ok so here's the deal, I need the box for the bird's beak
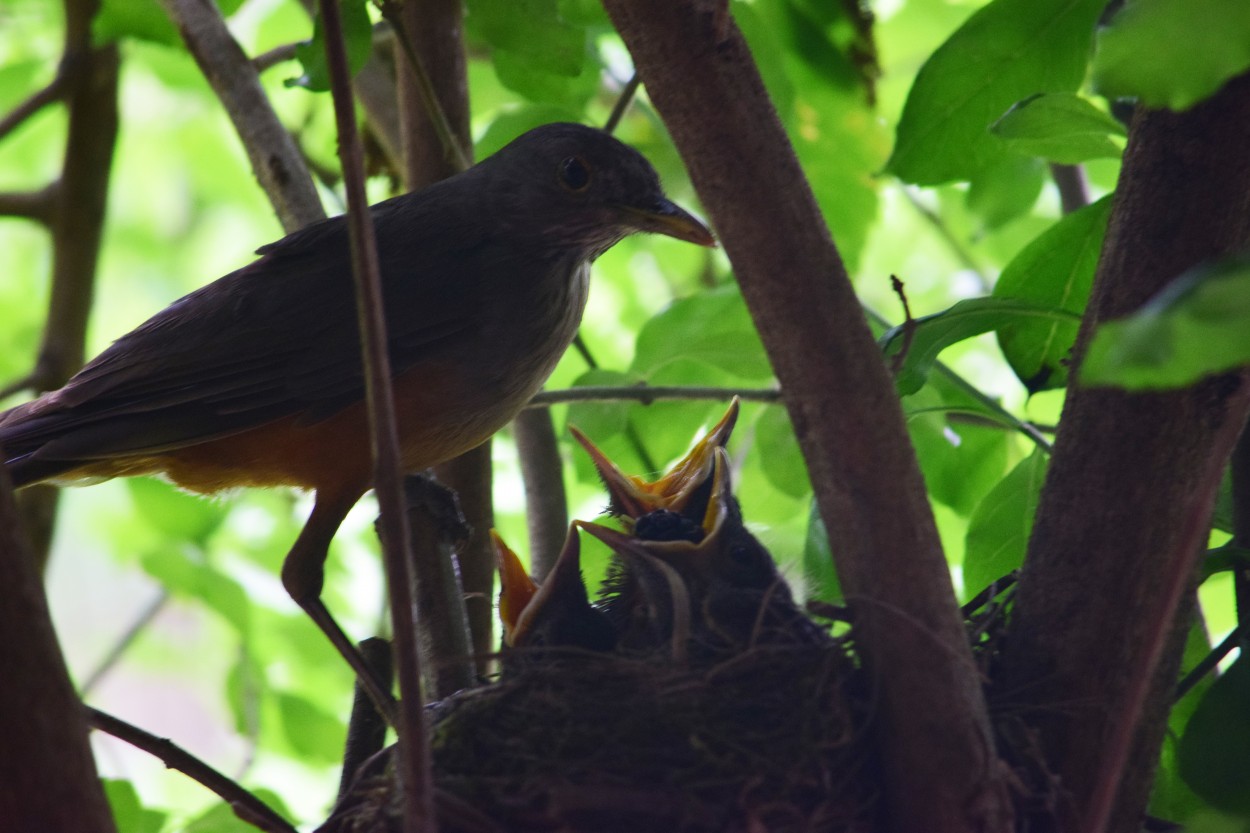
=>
[509,526,588,647]
[617,199,716,248]
[492,530,537,647]
[569,397,741,523]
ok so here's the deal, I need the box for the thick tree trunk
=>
[599,2,1013,831]
[1000,71,1250,833]
[0,467,117,833]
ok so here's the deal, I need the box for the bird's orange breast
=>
[72,358,527,498]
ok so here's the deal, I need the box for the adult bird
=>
[0,123,713,706]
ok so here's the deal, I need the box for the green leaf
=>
[904,386,1011,517]
[468,0,585,77]
[491,47,598,109]
[991,92,1126,164]
[632,287,774,381]
[993,195,1112,392]
[1179,656,1250,814]
[288,0,373,92]
[274,690,346,764]
[887,0,1106,184]
[802,501,841,603]
[755,405,810,500]
[1094,0,1250,111]
[963,449,1047,595]
[1081,258,1250,390]
[94,0,180,46]
[103,780,166,833]
[880,297,1082,395]
[140,550,252,635]
[965,155,1046,231]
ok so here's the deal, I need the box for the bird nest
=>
[323,629,876,833]
[320,400,885,832]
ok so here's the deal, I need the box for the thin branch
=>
[0,183,60,225]
[1050,163,1090,214]
[0,73,67,144]
[1174,627,1240,701]
[87,708,297,833]
[887,275,916,377]
[319,0,435,830]
[399,476,475,699]
[250,41,300,73]
[513,407,569,580]
[528,384,780,407]
[337,637,393,804]
[374,0,470,174]
[80,589,170,695]
[159,0,324,231]
[603,72,640,135]
[863,306,1053,452]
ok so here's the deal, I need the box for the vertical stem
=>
[317,1,435,830]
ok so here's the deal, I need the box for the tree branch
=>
[319,0,435,829]
[88,708,296,833]
[513,407,568,579]
[0,184,59,224]
[528,384,780,407]
[159,0,324,231]
[0,72,67,144]
[1000,71,1250,833]
[599,5,1013,831]
[0,463,116,832]
[1050,163,1090,214]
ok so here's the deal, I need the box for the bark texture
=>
[0,467,117,833]
[599,3,1013,831]
[1001,72,1250,833]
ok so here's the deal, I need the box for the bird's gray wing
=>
[2,187,489,461]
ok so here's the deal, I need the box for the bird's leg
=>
[282,491,398,726]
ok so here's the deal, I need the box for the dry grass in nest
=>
[322,633,878,833]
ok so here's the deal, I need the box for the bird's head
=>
[481,123,715,259]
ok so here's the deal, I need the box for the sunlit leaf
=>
[880,297,1081,395]
[993,195,1112,392]
[887,0,1106,184]
[1094,0,1250,111]
[1179,656,1250,814]
[103,780,166,833]
[991,92,1126,164]
[140,550,252,635]
[274,690,347,764]
[965,155,1046,231]
[632,287,774,381]
[963,448,1047,595]
[468,0,585,77]
[1081,258,1250,389]
[94,0,179,46]
[904,386,1010,517]
[755,404,809,500]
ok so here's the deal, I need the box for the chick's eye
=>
[558,156,591,191]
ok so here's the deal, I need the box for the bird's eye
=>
[558,156,592,192]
